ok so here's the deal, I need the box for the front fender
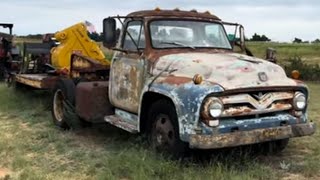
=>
[141,78,224,142]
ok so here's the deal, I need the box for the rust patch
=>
[189,126,293,149]
[70,54,110,80]
[15,74,59,89]
[160,76,192,85]
[200,98,215,120]
[291,123,316,137]
[220,92,294,117]
[146,48,230,64]
[76,81,114,122]
[228,107,252,116]
[128,9,221,20]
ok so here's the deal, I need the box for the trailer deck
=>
[15,74,59,89]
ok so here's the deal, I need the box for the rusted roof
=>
[127,9,221,20]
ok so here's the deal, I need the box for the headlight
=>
[209,99,224,118]
[293,92,306,110]
[202,97,224,119]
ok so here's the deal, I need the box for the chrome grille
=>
[220,92,294,117]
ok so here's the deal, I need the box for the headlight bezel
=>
[201,97,224,121]
[293,92,307,110]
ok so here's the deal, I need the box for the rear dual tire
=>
[51,79,77,129]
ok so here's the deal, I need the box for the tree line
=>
[248,33,320,43]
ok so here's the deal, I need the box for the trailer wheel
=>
[51,79,75,129]
[148,99,187,158]
[6,74,14,87]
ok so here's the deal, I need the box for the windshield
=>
[150,20,232,49]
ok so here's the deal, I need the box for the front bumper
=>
[189,122,316,149]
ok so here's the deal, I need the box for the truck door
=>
[109,20,146,113]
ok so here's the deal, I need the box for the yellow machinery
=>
[12,22,111,90]
[51,22,110,71]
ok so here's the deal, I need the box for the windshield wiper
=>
[159,41,195,49]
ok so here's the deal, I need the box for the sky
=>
[0,0,319,42]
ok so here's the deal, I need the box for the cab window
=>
[122,21,145,51]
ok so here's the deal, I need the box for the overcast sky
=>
[1,0,319,42]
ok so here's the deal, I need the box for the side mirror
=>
[239,25,245,51]
[103,18,116,48]
[266,47,277,63]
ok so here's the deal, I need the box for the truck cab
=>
[52,9,316,156]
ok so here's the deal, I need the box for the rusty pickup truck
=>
[52,9,316,156]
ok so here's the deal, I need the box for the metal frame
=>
[0,23,13,35]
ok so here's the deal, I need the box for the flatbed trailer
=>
[11,21,109,91]
[14,74,59,89]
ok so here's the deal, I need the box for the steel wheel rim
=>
[53,89,64,122]
[152,114,175,150]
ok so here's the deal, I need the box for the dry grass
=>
[2,38,319,179]
[0,82,318,179]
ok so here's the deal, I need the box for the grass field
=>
[0,82,319,180]
[1,39,319,179]
[247,42,320,65]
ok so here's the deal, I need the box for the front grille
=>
[220,91,294,118]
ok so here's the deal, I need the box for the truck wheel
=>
[51,79,75,129]
[148,99,187,158]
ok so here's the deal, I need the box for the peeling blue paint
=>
[147,80,224,141]
[142,78,311,144]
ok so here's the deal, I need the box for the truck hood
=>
[153,52,297,90]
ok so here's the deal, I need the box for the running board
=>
[104,109,139,133]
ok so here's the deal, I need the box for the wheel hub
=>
[152,114,175,149]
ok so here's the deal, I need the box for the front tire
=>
[148,99,187,158]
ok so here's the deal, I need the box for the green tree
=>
[88,32,102,42]
[293,37,302,43]
[250,33,271,41]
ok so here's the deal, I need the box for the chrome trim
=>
[220,92,294,117]
[221,92,293,110]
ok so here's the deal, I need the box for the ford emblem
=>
[258,72,268,82]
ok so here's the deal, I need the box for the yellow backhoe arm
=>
[51,22,110,71]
